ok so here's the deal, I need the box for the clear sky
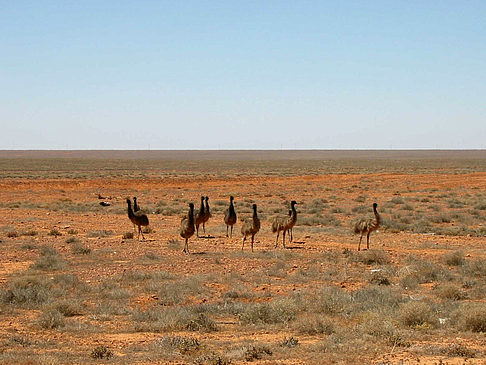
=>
[1,1,485,149]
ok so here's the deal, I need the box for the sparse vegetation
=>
[91,345,114,359]
[1,152,486,363]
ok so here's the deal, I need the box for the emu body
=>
[241,204,260,252]
[224,196,237,238]
[272,201,297,248]
[180,203,195,254]
[354,203,381,251]
[126,198,149,241]
[202,196,211,234]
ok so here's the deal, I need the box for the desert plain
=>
[0,150,486,364]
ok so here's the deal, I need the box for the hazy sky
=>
[1,1,485,149]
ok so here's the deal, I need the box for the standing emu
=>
[241,204,260,252]
[224,196,237,238]
[126,198,149,241]
[132,196,141,232]
[272,200,297,248]
[194,196,206,237]
[202,196,211,234]
[180,203,195,254]
[354,202,381,251]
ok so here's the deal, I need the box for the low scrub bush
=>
[442,250,465,266]
[90,345,114,359]
[37,308,65,329]
[239,297,299,325]
[398,301,437,328]
[294,314,334,335]
[153,335,200,354]
[1,276,51,307]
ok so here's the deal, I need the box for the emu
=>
[241,203,260,252]
[354,202,381,251]
[202,196,211,234]
[180,203,195,254]
[224,195,237,238]
[272,200,297,248]
[126,198,149,241]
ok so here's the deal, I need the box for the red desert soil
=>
[1,170,486,364]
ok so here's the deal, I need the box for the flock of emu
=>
[126,196,381,254]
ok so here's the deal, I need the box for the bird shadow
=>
[285,245,306,250]
[291,241,306,244]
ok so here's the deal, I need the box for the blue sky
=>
[1,1,485,149]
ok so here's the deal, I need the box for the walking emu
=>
[354,202,381,251]
[241,204,260,252]
[224,196,237,238]
[126,198,149,241]
[180,203,195,254]
[272,200,297,248]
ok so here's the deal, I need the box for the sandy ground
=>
[1,171,486,364]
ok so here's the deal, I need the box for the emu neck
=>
[229,201,235,214]
[127,201,134,219]
[373,206,381,224]
[188,208,195,224]
[199,200,205,214]
[290,204,297,221]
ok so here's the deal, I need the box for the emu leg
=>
[367,232,370,250]
[226,225,229,237]
[283,230,286,248]
[242,236,246,251]
[275,231,280,248]
[251,235,255,252]
[230,225,233,238]
[183,238,189,254]
[358,234,363,251]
